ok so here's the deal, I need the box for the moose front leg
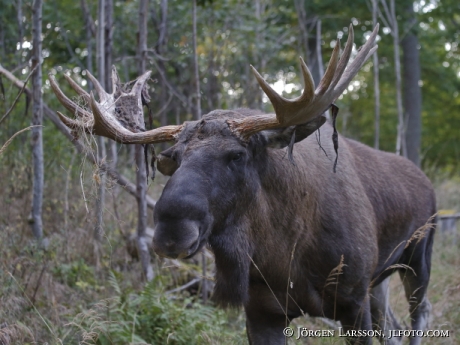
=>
[337,297,374,345]
[245,284,294,345]
[245,309,289,345]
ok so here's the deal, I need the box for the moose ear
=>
[261,115,326,149]
[157,146,179,176]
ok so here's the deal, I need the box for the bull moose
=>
[50,24,436,345]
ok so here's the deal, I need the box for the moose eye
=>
[230,152,244,162]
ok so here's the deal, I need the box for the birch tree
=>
[30,0,44,242]
[151,0,169,151]
[379,0,407,157]
[294,1,323,87]
[105,0,118,170]
[192,0,201,120]
[94,0,107,242]
[137,0,154,282]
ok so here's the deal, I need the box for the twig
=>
[0,65,37,125]
[165,277,201,295]
[0,126,41,156]
[62,149,76,260]
[148,56,189,107]
[31,260,48,304]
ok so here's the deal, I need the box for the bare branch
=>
[0,126,40,156]
[379,0,393,30]
[0,65,36,125]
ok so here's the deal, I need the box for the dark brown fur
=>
[152,109,436,345]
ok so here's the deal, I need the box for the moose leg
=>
[338,297,374,345]
[399,230,434,345]
[245,309,289,345]
[245,285,293,345]
[370,277,402,345]
[398,270,432,345]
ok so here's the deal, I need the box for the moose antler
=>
[227,24,379,140]
[50,24,378,145]
[49,66,183,144]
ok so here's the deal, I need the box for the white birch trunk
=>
[31,0,44,242]
[94,0,107,241]
[137,0,154,282]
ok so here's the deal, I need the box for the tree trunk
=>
[30,0,44,242]
[372,0,380,149]
[16,0,24,66]
[192,0,201,119]
[307,20,322,86]
[248,0,265,110]
[81,0,94,89]
[105,0,118,170]
[155,0,168,151]
[382,0,406,157]
[402,3,422,167]
[137,0,154,282]
[294,2,322,86]
[315,19,324,84]
[94,0,107,242]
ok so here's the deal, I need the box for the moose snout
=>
[152,220,201,259]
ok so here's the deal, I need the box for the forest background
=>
[0,0,459,344]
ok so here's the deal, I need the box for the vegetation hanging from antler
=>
[49,67,183,144]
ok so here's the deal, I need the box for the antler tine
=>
[298,57,315,102]
[56,110,93,133]
[130,70,152,97]
[333,23,379,99]
[316,38,341,95]
[329,24,354,90]
[364,45,378,64]
[251,59,317,126]
[63,74,91,104]
[85,70,109,103]
[111,65,121,95]
[89,91,122,140]
[49,74,93,120]
[250,65,284,107]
